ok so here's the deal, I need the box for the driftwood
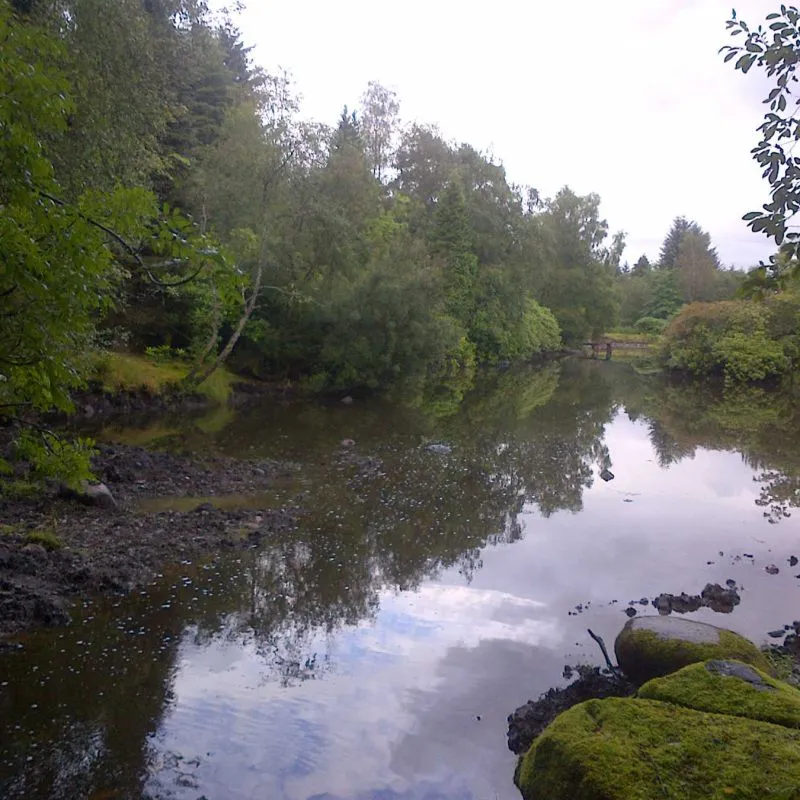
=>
[587,628,618,674]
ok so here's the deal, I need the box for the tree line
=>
[616,217,746,334]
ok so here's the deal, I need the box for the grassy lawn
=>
[92,352,239,405]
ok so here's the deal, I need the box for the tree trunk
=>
[188,264,263,388]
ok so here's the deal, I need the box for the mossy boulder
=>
[614,616,769,684]
[514,696,800,800]
[638,659,800,729]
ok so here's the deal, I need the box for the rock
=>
[790,555,799,567]
[514,696,800,800]
[766,564,780,575]
[624,607,637,618]
[651,583,740,616]
[614,616,769,684]
[21,543,47,561]
[700,582,740,613]
[83,482,117,509]
[639,660,800,729]
[652,591,702,615]
[599,468,614,482]
[341,396,354,405]
[653,594,672,614]
[340,439,356,448]
[507,666,634,755]
[57,481,117,509]
[425,443,452,455]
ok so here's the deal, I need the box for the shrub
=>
[633,316,667,335]
[663,300,791,384]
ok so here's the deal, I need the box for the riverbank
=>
[0,443,308,639]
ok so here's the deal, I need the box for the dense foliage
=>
[661,292,800,383]
[722,5,800,289]
[614,217,745,330]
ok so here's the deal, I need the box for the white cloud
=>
[233,0,780,266]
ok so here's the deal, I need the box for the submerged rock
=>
[700,582,740,612]
[653,591,701,615]
[514,694,800,800]
[425,443,452,455]
[651,582,740,616]
[599,468,614,482]
[614,616,769,684]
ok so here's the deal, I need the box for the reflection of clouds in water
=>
[390,638,566,800]
[149,584,559,800]
[136,391,800,800]
[601,415,760,504]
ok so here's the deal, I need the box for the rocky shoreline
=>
[64,378,283,420]
[0,443,306,639]
[511,617,800,800]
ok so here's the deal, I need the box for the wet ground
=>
[2,360,800,800]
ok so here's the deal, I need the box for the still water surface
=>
[2,360,800,799]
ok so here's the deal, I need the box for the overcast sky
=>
[233,0,780,267]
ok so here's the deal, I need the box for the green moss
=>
[23,530,63,550]
[763,648,800,687]
[639,661,800,729]
[616,623,770,684]
[515,697,800,800]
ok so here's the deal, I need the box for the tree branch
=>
[587,628,618,674]
[35,188,208,288]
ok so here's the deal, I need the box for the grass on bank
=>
[92,352,239,405]
[604,331,660,345]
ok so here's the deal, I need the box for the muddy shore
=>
[0,442,309,640]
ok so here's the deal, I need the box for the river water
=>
[2,360,800,800]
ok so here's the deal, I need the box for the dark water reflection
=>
[3,361,800,799]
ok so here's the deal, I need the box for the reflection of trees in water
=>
[620,376,800,523]
[0,585,189,800]
[0,360,625,797]
[646,420,697,467]
[184,361,621,683]
[753,468,800,524]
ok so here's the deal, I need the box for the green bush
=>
[662,299,793,384]
[470,296,561,363]
[633,316,667,335]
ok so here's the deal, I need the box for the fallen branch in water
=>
[587,628,618,674]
